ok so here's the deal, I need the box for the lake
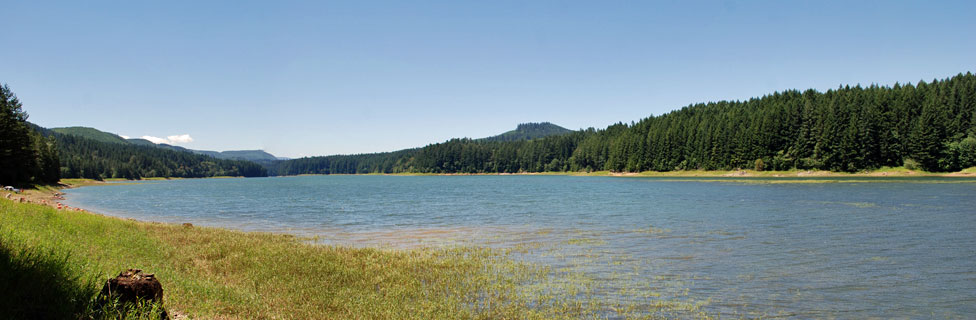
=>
[63,175,976,318]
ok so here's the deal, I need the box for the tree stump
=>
[100,269,164,303]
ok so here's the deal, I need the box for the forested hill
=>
[52,126,281,163]
[480,122,573,142]
[51,127,130,144]
[51,132,268,179]
[274,72,976,175]
[35,125,268,179]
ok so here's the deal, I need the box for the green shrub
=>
[903,158,921,170]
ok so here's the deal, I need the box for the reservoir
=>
[64,175,976,318]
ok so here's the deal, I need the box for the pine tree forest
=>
[276,72,976,175]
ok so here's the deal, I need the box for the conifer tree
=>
[0,84,43,186]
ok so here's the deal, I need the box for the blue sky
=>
[2,1,974,158]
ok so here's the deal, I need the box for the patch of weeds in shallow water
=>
[842,201,878,208]
[492,234,717,319]
[565,237,608,246]
[866,256,889,263]
[634,225,672,235]
[816,200,879,208]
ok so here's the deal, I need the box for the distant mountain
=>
[51,127,130,144]
[53,126,280,162]
[480,122,573,142]
[193,150,279,162]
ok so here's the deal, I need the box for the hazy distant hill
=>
[51,127,129,144]
[480,122,573,142]
[193,150,278,162]
[273,122,576,175]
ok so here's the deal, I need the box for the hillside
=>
[51,127,129,144]
[36,126,268,179]
[51,126,280,163]
[480,122,573,142]
[125,138,156,146]
[53,133,267,179]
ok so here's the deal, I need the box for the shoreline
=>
[1,187,572,318]
[294,166,976,178]
[2,180,716,319]
[23,166,973,205]
[18,166,974,215]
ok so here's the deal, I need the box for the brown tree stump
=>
[100,269,164,303]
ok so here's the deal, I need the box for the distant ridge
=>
[480,122,573,142]
[193,150,279,162]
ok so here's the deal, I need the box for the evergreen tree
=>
[1,84,58,186]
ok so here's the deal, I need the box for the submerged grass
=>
[0,198,714,319]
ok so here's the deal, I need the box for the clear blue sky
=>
[2,1,974,158]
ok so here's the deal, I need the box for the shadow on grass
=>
[0,240,94,319]
[0,239,167,320]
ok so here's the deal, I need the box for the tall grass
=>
[1,197,715,319]
[0,200,589,319]
[0,238,94,319]
[0,201,167,319]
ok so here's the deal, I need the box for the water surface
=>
[64,175,976,318]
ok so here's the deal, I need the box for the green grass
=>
[1,201,170,319]
[3,199,712,319]
[0,200,515,318]
[0,237,94,319]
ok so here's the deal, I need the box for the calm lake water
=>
[64,175,976,318]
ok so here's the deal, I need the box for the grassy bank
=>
[3,195,715,319]
[0,199,570,319]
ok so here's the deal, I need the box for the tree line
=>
[275,72,976,174]
[1,85,59,186]
[53,133,268,180]
[1,83,268,185]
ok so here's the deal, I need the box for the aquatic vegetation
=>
[634,225,672,235]
[842,202,878,208]
[867,256,889,262]
[565,237,608,246]
[815,201,879,208]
